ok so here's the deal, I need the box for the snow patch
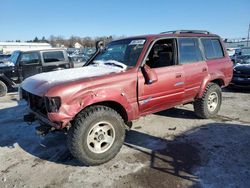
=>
[21,64,123,95]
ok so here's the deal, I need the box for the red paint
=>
[28,33,233,128]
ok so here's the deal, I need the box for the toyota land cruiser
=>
[21,30,233,165]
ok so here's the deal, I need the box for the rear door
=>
[41,51,69,72]
[177,38,208,102]
[19,51,42,81]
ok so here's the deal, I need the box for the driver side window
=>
[146,39,176,68]
[20,52,40,65]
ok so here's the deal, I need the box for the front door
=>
[138,38,185,115]
[19,52,42,81]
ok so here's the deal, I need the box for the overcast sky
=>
[0,0,249,41]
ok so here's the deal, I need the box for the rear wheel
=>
[0,80,7,97]
[67,105,125,166]
[194,83,222,119]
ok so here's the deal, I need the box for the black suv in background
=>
[231,47,250,64]
[0,49,73,96]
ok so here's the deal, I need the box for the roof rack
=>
[161,30,211,35]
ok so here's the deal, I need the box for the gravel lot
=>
[0,87,250,188]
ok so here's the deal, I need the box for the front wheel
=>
[194,83,222,119]
[0,80,7,97]
[67,105,125,166]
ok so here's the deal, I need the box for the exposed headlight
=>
[45,97,61,112]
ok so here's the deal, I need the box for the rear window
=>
[43,51,65,63]
[178,38,203,64]
[201,39,224,59]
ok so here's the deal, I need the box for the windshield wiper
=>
[104,62,123,68]
[93,60,127,70]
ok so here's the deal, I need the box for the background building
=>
[0,42,52,54]
[224,39,250,48]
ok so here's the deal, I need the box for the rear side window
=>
[201,39,224,59]
[43,51,65,63]
[178,38,203,64]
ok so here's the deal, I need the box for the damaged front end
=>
[22,89,64,135]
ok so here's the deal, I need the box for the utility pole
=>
[247,23,250,47]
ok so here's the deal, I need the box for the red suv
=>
[21,30,233,165]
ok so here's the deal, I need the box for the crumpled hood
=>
[21,65,123,96]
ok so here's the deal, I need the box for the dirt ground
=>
[0,87,250,188]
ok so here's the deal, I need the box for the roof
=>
[113,30,220,42]
[13,48,66,52]
[0,42,51,46]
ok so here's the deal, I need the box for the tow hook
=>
[23,113,35,124]
[35,125,55,136]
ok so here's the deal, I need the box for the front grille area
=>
[25,91,47,115]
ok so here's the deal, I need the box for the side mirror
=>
[142,64,158,84]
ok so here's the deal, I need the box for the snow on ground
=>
[0,87,250,188]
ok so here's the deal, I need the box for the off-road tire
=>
[194,83,222,119]
[67,105,125,166]
[0,80,7,97]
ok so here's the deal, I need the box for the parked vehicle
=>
[0,49,72,96]
[0,54,11,63]
[231,47,250,64]
[69,53,90,68]
[227,48,239,58]
[21,30,233,166]
[231,58,250,86]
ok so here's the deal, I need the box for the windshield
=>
[241,48,250,56]
[9,51,20,64]
[92,38,146,68]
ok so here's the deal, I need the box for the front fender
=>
[83,89,137,120]
[48,89,137,128]
[0,73,16,87]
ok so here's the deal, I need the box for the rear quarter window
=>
[201,39,224,59]
[43,51,65,63]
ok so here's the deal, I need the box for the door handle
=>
[176,74,182,78]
